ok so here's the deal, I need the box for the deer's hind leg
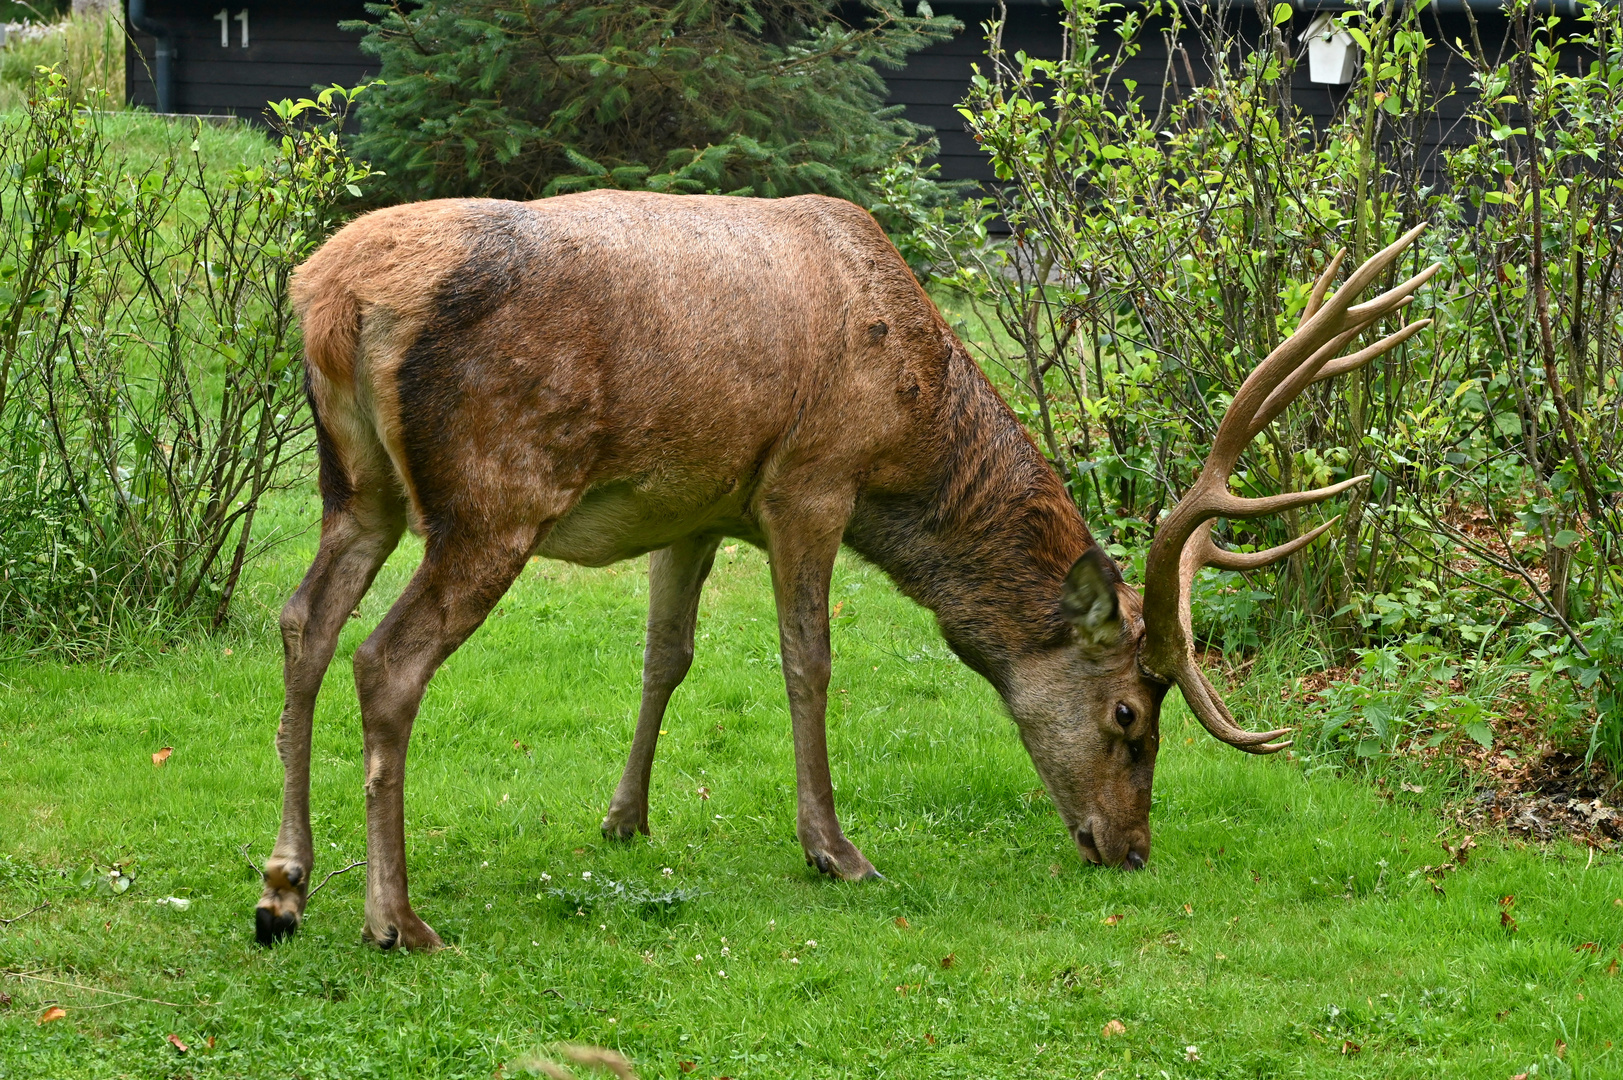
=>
[351,528,535,951]
[258,472,406,945]
[602,534,722,840]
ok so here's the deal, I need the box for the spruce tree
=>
[349,0,959,206]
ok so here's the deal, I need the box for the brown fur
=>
[259,191,1167,951]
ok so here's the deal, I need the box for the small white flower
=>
[1185,1046,1200,1063]
[485,902,493,910]
[718,970,727,978]
[721,946,730,957]
[540,872,551,882]
[608,1017,617,1024]
[480,861,489,868]
[582,871,592,879]
[694,954,703,962]
[662,867,674,876]
[532,941,540,947]
[789,957,800,965]
[806,939,817,948]
[599,924,607,931]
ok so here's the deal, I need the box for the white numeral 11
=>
[214,8,249,48]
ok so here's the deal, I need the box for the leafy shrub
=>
[0,73,374,655]
[348,0,959,208]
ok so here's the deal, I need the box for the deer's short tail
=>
[291,247,381,519]
[292,253,361,388]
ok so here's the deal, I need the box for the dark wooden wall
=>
[886,1,1527,184]
[124,0,374,118]
[123,0,1543,183]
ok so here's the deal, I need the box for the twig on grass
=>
[542,987,607,1014]
[0,902,48,928]
[2,970,192,1008]
[240,843,262,877]
[306,859,366,898]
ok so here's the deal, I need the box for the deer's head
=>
[1011,227,1440,870]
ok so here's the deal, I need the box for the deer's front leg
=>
[766,511,879,881]
[603,535,721,840]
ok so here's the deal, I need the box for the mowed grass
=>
[1,481,1622,1080]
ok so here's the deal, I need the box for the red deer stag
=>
[257,191,1435,949]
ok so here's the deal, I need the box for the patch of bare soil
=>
[1456,750,1621,848]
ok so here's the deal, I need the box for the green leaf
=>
[1464,721,1494,749]
[1552,529,1581,550]
[1272,2,1293,25]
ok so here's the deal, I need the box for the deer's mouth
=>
[1075,823,1149,870]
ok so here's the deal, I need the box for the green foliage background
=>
[349,0,959,205]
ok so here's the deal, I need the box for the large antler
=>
[1138,225,1440,754]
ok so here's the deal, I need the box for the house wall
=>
[124,0,373,118]
[886,2,1528,184]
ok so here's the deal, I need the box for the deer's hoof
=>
[255,901,300,945]
[805,839,882,882]
[254,858,307,946]
[363,910,444,953]
[600,807,648,841]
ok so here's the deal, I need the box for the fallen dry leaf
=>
[894,916,909,929]
[939,953,955,969]
[1501,910,1519,933]
[167,1034,189,1053]
[1340,1040,1361,1055]
[1183,903,1193,915]
[1556,1039,1567,1059]
[37,1007,66,1025]
[1102,914,1123,926]
[723,544,737,555]
[0,990,10,1008]
[1576,942,1600,952]
[222,648,233,657]
[1101,1019,1126,1038]
[206,1035,216,1049]
[924,1032,936,1045]
[679,1063,695,1074]
[1608,959,1620,976]
[152,746,173,767]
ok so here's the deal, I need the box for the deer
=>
[255,189,1436,950]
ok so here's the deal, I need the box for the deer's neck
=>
[844,346,1095,696]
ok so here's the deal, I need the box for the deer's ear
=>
[1061,546,1125,649]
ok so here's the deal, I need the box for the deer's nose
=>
[1123,849,1146,872]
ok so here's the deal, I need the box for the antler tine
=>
[1333,222,1430,308]
[1172,658,1293,754]
[1344,262,1443,325]
[1309,319,1431,386]
[1218,228,1430,476]
[1297,248,1345,329]
[1196,515,1340,571]
[1216,473,1368,521]
[1245,317,1431,441]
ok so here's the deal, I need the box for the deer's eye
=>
[1115,702,1135,729]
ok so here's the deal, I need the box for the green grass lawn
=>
[2,485,1621,1079]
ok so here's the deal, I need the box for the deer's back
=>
[292,191,955,560]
